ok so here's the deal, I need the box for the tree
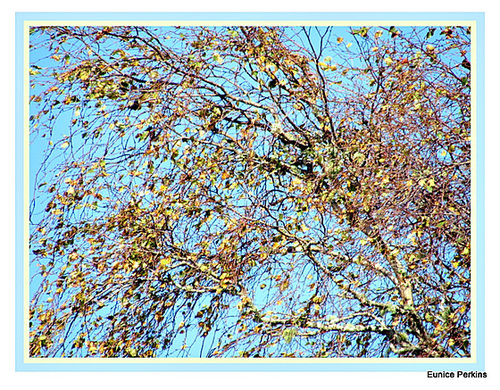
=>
[29,25,471,358]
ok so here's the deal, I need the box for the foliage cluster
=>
[29,25,471,358]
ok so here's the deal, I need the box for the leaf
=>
[352,27,369,37]
[389,26,400,38]
[352,151,365,165]
[383,57,393,66]
[126,347,138,357]
[279,278,290,292]
[282,327,298,343]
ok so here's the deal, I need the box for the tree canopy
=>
[29,25,471,358]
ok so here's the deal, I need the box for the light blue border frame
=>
[15,12,485,372]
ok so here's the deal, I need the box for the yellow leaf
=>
[390,248,400,256]
[154,312,164,322]
[318,62,328,70]
[279,278,290,292]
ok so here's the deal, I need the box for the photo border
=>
[15,11,485,372]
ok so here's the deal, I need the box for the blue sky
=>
[4,4,500,390]
[9,9,490,384]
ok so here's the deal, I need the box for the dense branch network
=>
[29,25,471,358]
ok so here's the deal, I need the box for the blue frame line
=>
[14,12,485,22]
[15,12,485,372]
